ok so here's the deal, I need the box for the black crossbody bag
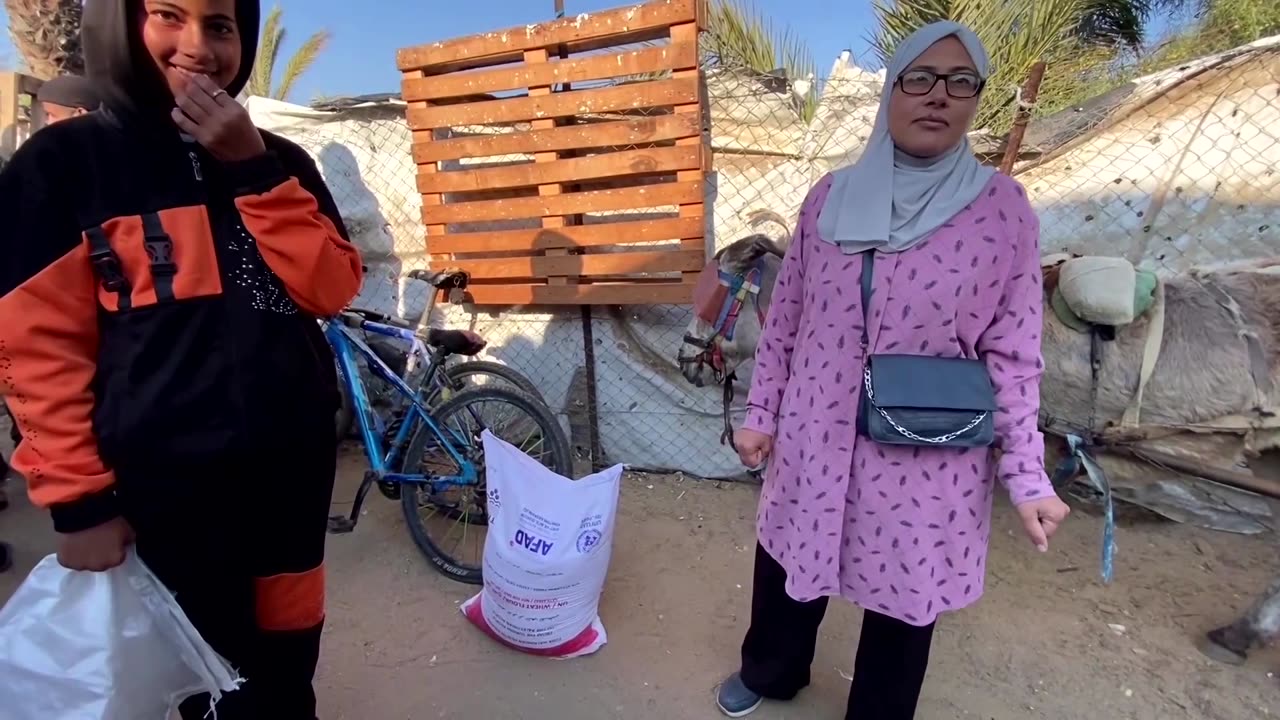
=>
[856,255,997,447]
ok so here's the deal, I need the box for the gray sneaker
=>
[716,672,763,717]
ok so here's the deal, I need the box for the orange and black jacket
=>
[0,112,363,534]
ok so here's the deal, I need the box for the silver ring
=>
[212,89,227,99]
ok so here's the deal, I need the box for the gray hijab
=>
[816,21,995,255]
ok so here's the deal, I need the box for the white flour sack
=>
[461,430,623,659]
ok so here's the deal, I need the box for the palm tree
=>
[701,0,819,119]
[1146,0,1280,63]
[702,0,816,79]
[1076,0,1152,50]
[4,0,84,79]
[247,5,330,101]
[871,0,1111,133]
[1075,0,1209,51]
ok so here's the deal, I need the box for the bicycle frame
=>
[324,317,479,533]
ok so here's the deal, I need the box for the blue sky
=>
[0,2,1198,104]
[0,0,878,104]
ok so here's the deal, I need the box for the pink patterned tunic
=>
[743,172,1058,626]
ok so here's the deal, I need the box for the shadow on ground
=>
[1,432,1276,719]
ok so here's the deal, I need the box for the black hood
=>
[84,0,260,120]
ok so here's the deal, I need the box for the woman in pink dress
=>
[715,21,1071,720]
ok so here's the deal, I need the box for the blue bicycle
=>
[323,310,572,584]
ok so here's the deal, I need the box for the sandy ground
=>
[2,438,1278,720]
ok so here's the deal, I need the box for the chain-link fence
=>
[1017,38,1280,274]
[248,29,1280,479]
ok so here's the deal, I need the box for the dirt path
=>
[2,444,1277,719]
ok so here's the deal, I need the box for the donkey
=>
[1200,576,1280,668]
[676,210,791,449]
[677,210,791,389]
[1038,256,1280,438]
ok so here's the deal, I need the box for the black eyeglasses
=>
[896,69,984,99]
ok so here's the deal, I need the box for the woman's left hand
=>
[1016,496,1071,553]
[172,74,267,163]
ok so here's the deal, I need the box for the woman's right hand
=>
[56,516,135,571]
[734,428,773,468]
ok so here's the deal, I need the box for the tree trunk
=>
[4,0,85,80]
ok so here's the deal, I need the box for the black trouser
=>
[118,438,336,720]
[3,401,17,445]
[740,544,936,720]
[1,400,16,481]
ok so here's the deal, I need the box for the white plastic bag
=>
[0,550,241,719]
[462,430,622,659]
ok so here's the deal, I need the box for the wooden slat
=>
[19,74,43,96]
[448,249,705,279]
[413,113,700,164]
[402,43,697,102]
[450,281,698,306]
[396,0,702,73]
[397,0,710,305]
[522,47,571,288]
[428,216,704,253]
[417,145,701,194]
[402,68,449,253]
[424,179,703,225]
[670,20,706,284]
[406,77,697,130]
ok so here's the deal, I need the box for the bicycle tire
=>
[399,386,573,584]
[425,360,545,408]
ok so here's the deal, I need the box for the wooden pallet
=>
[0,72,44,159]
[396,0,710,306]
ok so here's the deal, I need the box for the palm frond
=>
[249,4,284,97]
[273,29,331,102]
[704,0,815,76]
[4,0,85,79]
[1145,0,1280,65]
[703,0,819,120]
[870,0,1090,134]
[245,5,331,102]
[1076,0,1151,50]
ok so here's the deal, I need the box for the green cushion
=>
[1050,268,1159,333]
[1050,287,1090,332]
[1132,269,1158,317]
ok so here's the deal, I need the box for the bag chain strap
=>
[859,257,987,444]
[862,366,988,444]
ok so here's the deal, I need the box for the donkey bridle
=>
[679,260,768,451]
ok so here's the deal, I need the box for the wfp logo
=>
[576,529,602,554]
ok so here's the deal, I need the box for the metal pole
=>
[999,60,1047,175]
[551,0,602,470]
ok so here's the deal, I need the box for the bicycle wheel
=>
[424,360,545,408]
[399,386,573,584]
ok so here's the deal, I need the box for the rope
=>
[1051,435,1116,584]
[721,372,738,451]
[1012,85,1037,111]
